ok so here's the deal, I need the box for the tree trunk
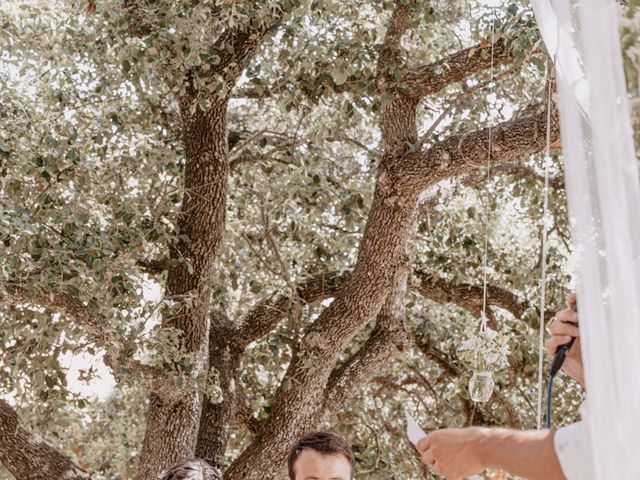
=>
[0,400,94,480]
[195,311,242,467]
[194,272,348,467]
[223,63,421,477]
[137,98,230,480]
[223,174,419,479]
[322,271,411,416]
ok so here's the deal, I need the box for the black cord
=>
[547,337,578,428]
[546,374,555,429]
[547,342,573,429]
[550,337,576,377]
[547,340,573,429]
[547,304,578,428]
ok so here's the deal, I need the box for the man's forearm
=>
[478,428,565,480]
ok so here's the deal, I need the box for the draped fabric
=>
[532,0,640,478]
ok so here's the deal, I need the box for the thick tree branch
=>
[0,399,93,480]
[401,37,512,99]
[196,310,242,468]
[1,286,103,340]
[212,28,273,87]
[414,270,528,320]
[212,4,300,89]
[210,265,539,356]
[413,269,555,329]
[322,274,411,415]
[138,95,230,479]
[232,271,348,347]
[377,1,412,73]
[403,102,560,193]
[234,388,262,435]
[196,272,346,465]
[376,1,420,157]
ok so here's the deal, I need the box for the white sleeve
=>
[554,420,595,480]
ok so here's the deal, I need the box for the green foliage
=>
[1,0,639,479]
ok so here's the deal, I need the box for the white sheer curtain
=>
[532,0,640,478]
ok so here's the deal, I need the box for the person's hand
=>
[416,427,487,480]
[545,293,584,387]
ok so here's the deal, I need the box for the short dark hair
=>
[287,431,356,479]
[158,458,222,480]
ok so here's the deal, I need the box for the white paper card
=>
[405,411,427,446]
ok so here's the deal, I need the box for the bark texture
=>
[195,271,347,465]
[222,2,559,477]
[0,400,94,480]
[133,4,289,477]
[224,5,420,478]
[137,97,230,480]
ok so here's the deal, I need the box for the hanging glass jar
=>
[460,319,506,403]
[469,371,495,403]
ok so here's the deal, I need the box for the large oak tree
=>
[1,1,639,479]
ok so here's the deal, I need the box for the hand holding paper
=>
[406,413,483,479]
[405,411,427,446]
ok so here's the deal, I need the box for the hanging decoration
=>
[460,320,510,402]
[458,9,511,403]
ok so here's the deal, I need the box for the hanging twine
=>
[536,64,554,430]
[479,10,497,337]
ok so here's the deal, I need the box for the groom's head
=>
[286,431,356,480]
[159,459,221,480]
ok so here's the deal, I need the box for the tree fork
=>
[137,98,230,480]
